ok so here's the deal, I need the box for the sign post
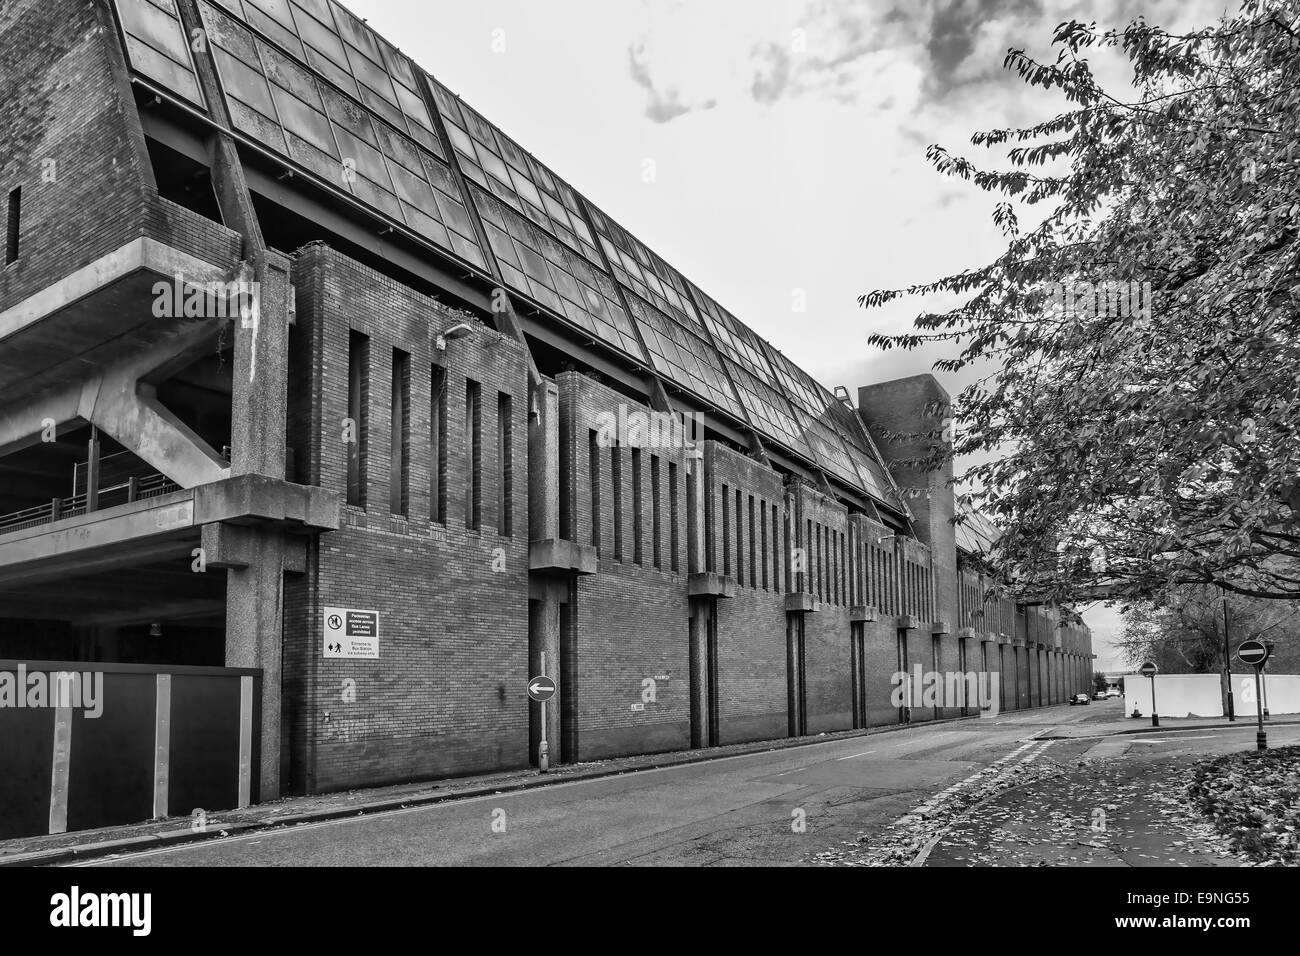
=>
[1237,640,1270,750]
[1138,661,1158,727]
[1263,641,1274,720]
[528,659,557,773]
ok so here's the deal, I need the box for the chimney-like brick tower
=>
[858,374,958,629]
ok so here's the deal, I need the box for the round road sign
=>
[1138,661,1158,678]
[527,676,556,702]
[1237,640,1269,666]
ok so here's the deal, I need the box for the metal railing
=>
[0,473,181,535]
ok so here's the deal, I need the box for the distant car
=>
[1092,691,1108,700]
[1069,693,1090,705]
[1106,688,1119,698]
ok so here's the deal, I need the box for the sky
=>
[346,0,1238,668]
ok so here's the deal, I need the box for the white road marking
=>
[1129,735,1218,744]
[835,750,876,761]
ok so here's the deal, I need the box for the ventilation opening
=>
[5,187,19,264]
[146,140,222,223]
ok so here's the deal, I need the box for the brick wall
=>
[558,372,692,760]
[793,481,853,733]
[0,0,155,313]
[705,442,789,744]
[286,243,531,791]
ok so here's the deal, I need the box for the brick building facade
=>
[0,0,1094,802]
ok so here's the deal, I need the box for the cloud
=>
[750,42,793,105]
[745,0,899,107]
[627,41,717,123]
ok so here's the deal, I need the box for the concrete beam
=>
[0,237,230,346]
[689,572,735,598]
[0,289,233,484]
[785,592,820,613]
[0,492,197,584]
[528,539,597,575]
[192,474,340,531]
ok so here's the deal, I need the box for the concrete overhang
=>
[193,474,339,532]
[528,539,597,575]
[690,572,736,598]
[0,477,339,586]
[931,620,952,636]
[0,489,199,586]
[784,592,820,613]
[850,604,878,623]
[0,237,242,406]
[896,615,922,630]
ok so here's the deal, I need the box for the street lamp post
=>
[1222,598,1235,721]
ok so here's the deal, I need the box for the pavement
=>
[924,721,1300,867]
[4,700,1292,867]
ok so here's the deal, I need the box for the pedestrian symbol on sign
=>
[322,607,380,660]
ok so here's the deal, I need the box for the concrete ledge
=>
[689,572,736,598]
[931,619,952,635]
[0,237,235,344]
[958,626,978,639]
[192,474,340,532]
[528,539,598,575]
[896,615,921,630]
[785,592,821,613]
[850,604,878,623]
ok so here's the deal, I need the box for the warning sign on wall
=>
[323,607,380,659]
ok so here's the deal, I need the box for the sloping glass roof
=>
[113,0,206,108]
[189,0,486,268]
[955,500,1003,557]
[111,0,904,514]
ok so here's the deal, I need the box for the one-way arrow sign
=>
[1237,640,1269,666]
[527,676,556,702]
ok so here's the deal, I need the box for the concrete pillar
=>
[529,378,560,543]
[688,456,706,575]
[689,599,708,747]
[219,527,288,801]
[1027,644,1038,708]
[221,250,291,800]
[229,251,291,478]
[527,377,565,764]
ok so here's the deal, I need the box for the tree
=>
[1093,671,1109,693]
[1117,585,1300,671]
[862,0,1300,606]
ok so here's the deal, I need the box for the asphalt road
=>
[82,706,1115,867]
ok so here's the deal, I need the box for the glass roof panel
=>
[113,0,206,107]
[195,0,487,271]
[470,185,644,363]
[426,79,605,271]
[624,291,742,420]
